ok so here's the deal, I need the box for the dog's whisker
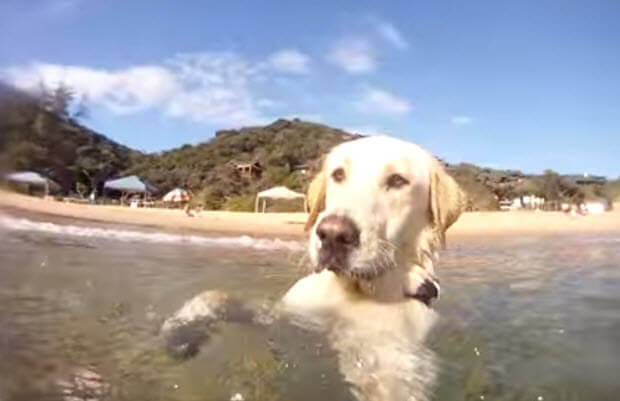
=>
[371,240,397,276]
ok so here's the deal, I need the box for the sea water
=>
[1,209,619,401]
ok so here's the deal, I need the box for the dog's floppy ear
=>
[304,168,327,233]
[429,159,466,248]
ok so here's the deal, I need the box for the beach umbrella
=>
[103,175,158,194]
[163,188,192,203]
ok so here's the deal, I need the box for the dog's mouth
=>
[314,243,396,280]
[325,265,386,281]
[314,257,393,281]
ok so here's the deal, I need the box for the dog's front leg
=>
[160,290,258,359]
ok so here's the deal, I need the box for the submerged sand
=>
[1,189,619,239]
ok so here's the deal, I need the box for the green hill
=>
[1,83,616,211]
[127,119,362,209]
[126,122,618,211]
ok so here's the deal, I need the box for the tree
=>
[76,182,88,198]
[539,170,584,209]
[541,170,562,201]
[36,81,88,122]
[0,83,133,194]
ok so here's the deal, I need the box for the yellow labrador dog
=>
[161,135,465,401]
[299,135,464,304]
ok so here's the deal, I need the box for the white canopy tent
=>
[255,186,307,213]
[103,175,158,207]
[4,171,60,196]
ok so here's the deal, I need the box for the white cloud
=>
[1,52,269,127]
[164,52,267,126]
[326,18,407,74]
[451,116,474,126]
[3,63,178,114]
[268,49,310,74]
[327,37,376,74]
[354,86,412,116]
[256,98,283,109]
[373,20,408,50]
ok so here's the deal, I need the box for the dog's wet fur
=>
[161,136,465,401]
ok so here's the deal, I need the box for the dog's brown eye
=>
[386,173,409,189]
[332,168,345,183]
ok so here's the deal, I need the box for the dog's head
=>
[305,135,465,281]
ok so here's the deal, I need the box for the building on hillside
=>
[523,195,545,209]
[291,163,311,175]
[292,158,324,177]
[500,194,545,211]
[583,198,610,214]
[565,173,607,185]
[499,199,513,211]
[234,161,263,180]
[504,170,525,178]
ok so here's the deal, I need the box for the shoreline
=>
[0,190,306,240]
[2,190,620,240]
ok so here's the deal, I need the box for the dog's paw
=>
[160,290,230,359]
[162,290,230,330]
[404,267,440,306]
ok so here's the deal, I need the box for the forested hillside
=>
[0,82,139,195]
[1,82,617,211]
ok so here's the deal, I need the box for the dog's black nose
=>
[316,214,360,271]
[317,214,360,248]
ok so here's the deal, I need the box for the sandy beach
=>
[1,189,619,239]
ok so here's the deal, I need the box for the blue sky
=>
[1,0,619,177]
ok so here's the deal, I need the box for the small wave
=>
[578,236,620,244]
[0,213,305,251]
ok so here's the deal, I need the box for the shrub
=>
[261,198,306,213]
[223,194,256,212]
[192,187,224,210]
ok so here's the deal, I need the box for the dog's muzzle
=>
[316,214,360,273]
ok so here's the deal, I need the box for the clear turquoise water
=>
[1,210,619,401]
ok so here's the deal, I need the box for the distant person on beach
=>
[183,190,204,218]
[183,202,194,217]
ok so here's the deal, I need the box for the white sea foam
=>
[0,213,304,251]
[579,236,620,244]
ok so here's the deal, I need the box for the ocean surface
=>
[1,209,619,401]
